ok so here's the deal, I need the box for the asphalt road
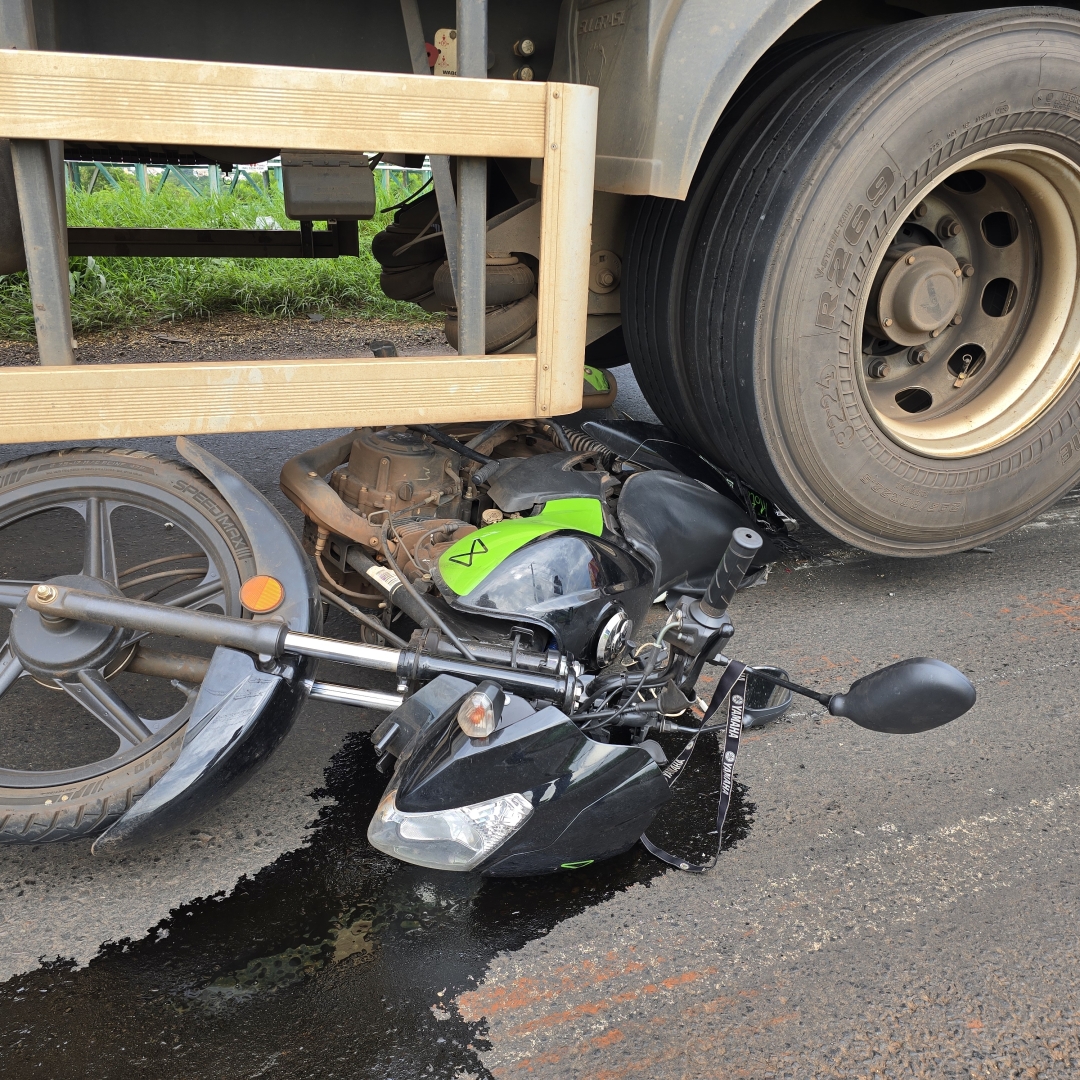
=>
[463,496,1080,1079]
[1,371,1078,1078]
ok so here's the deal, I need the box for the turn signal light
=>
[456,681,505,738]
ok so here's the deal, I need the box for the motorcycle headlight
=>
[367,788,533,871]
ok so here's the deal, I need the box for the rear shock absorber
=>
[561,426,616,468]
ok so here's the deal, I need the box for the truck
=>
[4,0,1080,559]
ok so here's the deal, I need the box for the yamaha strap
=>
[640,659,749,873]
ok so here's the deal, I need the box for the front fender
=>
[91,648,314,852]
[92,438,320,851]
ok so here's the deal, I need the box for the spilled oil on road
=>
[0,728,753,1080]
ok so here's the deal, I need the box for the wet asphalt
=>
[1,370,1079,1078]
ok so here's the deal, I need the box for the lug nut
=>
[914,202,929,218]
[514,38,536,57]
[962,263,975,277]
[908,346,929,365]
[34,584,58,604]
[906,254,916,265]
[867,358,890,379]
[939,217,962,238]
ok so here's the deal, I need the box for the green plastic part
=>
[582,365,610,392]
[439,497,603,597]
[560,860,595,870]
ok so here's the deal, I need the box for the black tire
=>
[631,9,1080,555]
[624,32,852,443]
[0,448,255,842]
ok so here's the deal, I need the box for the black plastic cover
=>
[487,452,612,513]
[370,674,475,760]
[582,418,742,499]
[392,702,670,876]
[616,470,777,595]
[93,647,313,852]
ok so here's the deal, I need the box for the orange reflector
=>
[239,575,285,614]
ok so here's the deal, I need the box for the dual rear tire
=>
[627,8,1080,555]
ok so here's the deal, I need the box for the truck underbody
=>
[6,0,1080,557]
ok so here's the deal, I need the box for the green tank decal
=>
[582,365,610,392]
[438,497,603,597]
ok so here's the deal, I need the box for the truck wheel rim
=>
[856,145,1080,458]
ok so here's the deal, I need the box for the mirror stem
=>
[745,666,832,707]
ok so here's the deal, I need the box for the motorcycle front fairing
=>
[367,676,671,876]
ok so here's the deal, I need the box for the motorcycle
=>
[0,415,975,874]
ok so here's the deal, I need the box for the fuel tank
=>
[433,454,775,665]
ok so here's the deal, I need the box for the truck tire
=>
[624,32,850,445]
[629,9,1080,556]
[0,448,254,842]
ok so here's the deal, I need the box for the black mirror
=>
[743,666,793,729]
[828,657,975,734]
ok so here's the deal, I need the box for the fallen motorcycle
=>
[0,420,975,874]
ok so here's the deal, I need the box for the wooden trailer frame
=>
[0,49,597,443]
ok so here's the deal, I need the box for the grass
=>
[0,167,435,341]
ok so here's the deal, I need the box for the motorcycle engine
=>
[330,427,465,522]
[315,427,476,584]
[294,422,599,611]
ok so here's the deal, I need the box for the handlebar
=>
[698,527,763,620]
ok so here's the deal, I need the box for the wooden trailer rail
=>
[0,49,597,443]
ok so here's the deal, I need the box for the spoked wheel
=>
[0,448,255,842]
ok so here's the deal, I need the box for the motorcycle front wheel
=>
[0,447,255,843]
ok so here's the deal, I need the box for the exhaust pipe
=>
[279,430,383,548]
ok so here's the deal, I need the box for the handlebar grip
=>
[700,527,763,617]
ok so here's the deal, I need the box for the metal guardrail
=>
[0,46,596,439]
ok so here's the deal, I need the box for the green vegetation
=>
[0,166,433,340]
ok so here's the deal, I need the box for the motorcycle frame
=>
[0,48,597,442]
